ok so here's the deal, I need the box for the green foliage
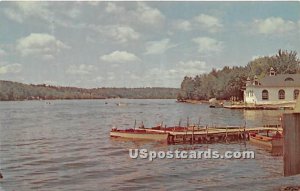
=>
[179,50,300,101]
[0,81,179,101]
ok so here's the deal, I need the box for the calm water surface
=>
[0,99,285,190]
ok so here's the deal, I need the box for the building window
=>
[247,90,253,97]
[294,89,299,100]
[262,90,268,100]
[278,89,285,100]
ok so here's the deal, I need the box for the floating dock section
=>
[224,105,293,110]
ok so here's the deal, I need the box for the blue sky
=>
[0,2,299,88]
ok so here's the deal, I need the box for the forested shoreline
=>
[1,50,299,102]
[0,81,179,101]
[178,50,300,101]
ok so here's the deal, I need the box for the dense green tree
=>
[179,50,300,101]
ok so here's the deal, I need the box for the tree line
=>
[178,50,300,101]
[0,81,179,101]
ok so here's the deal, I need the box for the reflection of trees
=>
[243,110,283,126]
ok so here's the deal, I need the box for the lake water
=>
[0,99,286,190]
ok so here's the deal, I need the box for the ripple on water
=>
[0,100,284,191]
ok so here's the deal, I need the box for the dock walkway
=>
[144,126,282,144]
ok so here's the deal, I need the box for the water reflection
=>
[243,110,284,126]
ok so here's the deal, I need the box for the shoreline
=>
[0,98,178,102]
[177,99,210,104]
[225,102,295,110]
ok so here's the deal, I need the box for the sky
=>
[0,1,300,88]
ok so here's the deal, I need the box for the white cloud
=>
[66,64,96,75]
[3,8,23,23]
[16,33,70,57]
[130,73,140,80]
[105,2,124,13]
[0,63,22,74]
[135,2,165,25]
[143,67,178,87]
[193,37,223,54]
[87,1,100,6]
[0,49,6,57]
[142,60,207,87]
[43,54,55,60]
[65,7,81,19]
[96,25,140,43]
[4,2,81,29]
[178,60,207,76]
[173,20,192,31]
[14,2,50,16]
[93,76,103,82]
[194,14,223,33]
[252,17,296,34]
[4,2,52,23]
[107,72,115,80]
[100,51,140,63]
[148,60,206,79]
[173,14,222,33]
[144,38,177,55]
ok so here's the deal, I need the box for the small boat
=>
[209,103,223,108]
[116,102,127,106]
[209,98,223,108]
[249,131,283,150]
[110,128,169,141]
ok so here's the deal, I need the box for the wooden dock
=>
[224,104,294,110]
[144,126,282,144]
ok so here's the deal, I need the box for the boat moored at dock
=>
[110,128,169,141]
[249,131,283,154]
[110,123,283,145]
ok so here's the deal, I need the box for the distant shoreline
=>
[0,98,178,102]
[0,80,179,101]
[177,99,210,104]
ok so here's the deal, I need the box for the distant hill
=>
[0,80,179,101]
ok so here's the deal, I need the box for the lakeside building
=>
[244,67,300,105]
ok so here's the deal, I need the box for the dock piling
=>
[282,113,300,176]
[192,125,194,145]
[225,126,228,143]
[238,126,241,141]
[134,120,136,130]
[206,125,208,143]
